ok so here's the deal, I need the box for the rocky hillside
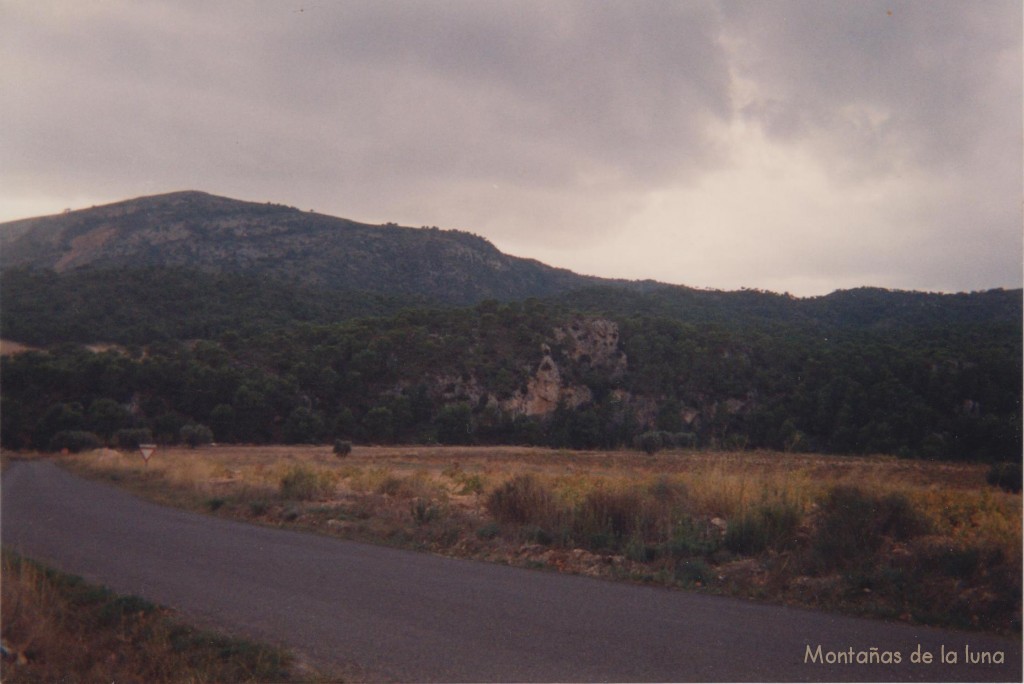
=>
[0,191,606,305]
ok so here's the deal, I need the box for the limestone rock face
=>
[554,318,627,376]
[502,317,626,418]
[526,354,563,414]
[503,352,594,416]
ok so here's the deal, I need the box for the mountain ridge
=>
[0,190,621,305]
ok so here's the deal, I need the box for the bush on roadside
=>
[48,430,101,453]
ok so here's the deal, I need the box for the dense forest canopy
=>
[2,264,1020,464]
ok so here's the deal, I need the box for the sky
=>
[2,1,1021,296]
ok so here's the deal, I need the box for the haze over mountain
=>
[0,191,619,306]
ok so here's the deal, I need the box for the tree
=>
[283,406,326,444]
[179,423,214,448]
[87,398,131,441]
[435,403,473,445]
[363,406,394,443]
[209,403,235,442]
[34,402,85,449]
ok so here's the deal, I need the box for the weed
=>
[410,498,442,524]
[573,488,651,551]
[660,517,720,558]
[376,475,405,497]
[455,472,485,496]
[487,474,558,526]
[675,559,712,586]
[624,535,657,563]
[249,500,269,516]
[521,524,555,545]
[811,486,931,572]
[725,500,801,555]
[476,522,501,540]
[647,475,688,506]
[279,465,334,501]
[206,497,226,512]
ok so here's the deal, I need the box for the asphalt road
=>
[2,459,1020,682]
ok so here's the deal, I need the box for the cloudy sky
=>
[2,1,1020,295]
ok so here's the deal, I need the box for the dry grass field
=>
[20,445,1023,633]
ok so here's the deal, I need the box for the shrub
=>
[661,524,719,559]
[179,424,213,448]
[282,407,326,444]
[376,475,405,497]
[48,430,101,453]
[333,440,353,457]
[486,474,558,527]
[636,431,664,455]
[574,488,650,550]
[455,473,484,496]
[410,498,442,524]
[672,432,697,449]
[647,476,688,506]
[986,461,1022,493]
[279,466,334,501]
[675,559,712,586]
[476,522,501,540]
[811,486,930,572]
[115,428,154,450]
[725,501,801,555]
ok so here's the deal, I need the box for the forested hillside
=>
[2,290,1019,462]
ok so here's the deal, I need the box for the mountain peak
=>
[0,191,603,305]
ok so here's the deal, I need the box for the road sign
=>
[138,443,157,465]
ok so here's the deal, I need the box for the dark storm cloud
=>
[242,0,736,210]
[3,2,735,228]
[725,0,1021,174]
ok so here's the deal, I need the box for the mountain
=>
[1,191,1020,462]
[2,190,1020,345]
[0,191,610,305]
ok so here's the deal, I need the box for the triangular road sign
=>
[139,443,157,464]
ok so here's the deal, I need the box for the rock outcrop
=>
[554,318,627,377]
[502,318,626,417]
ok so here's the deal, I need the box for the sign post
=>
[138,443,157,466]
